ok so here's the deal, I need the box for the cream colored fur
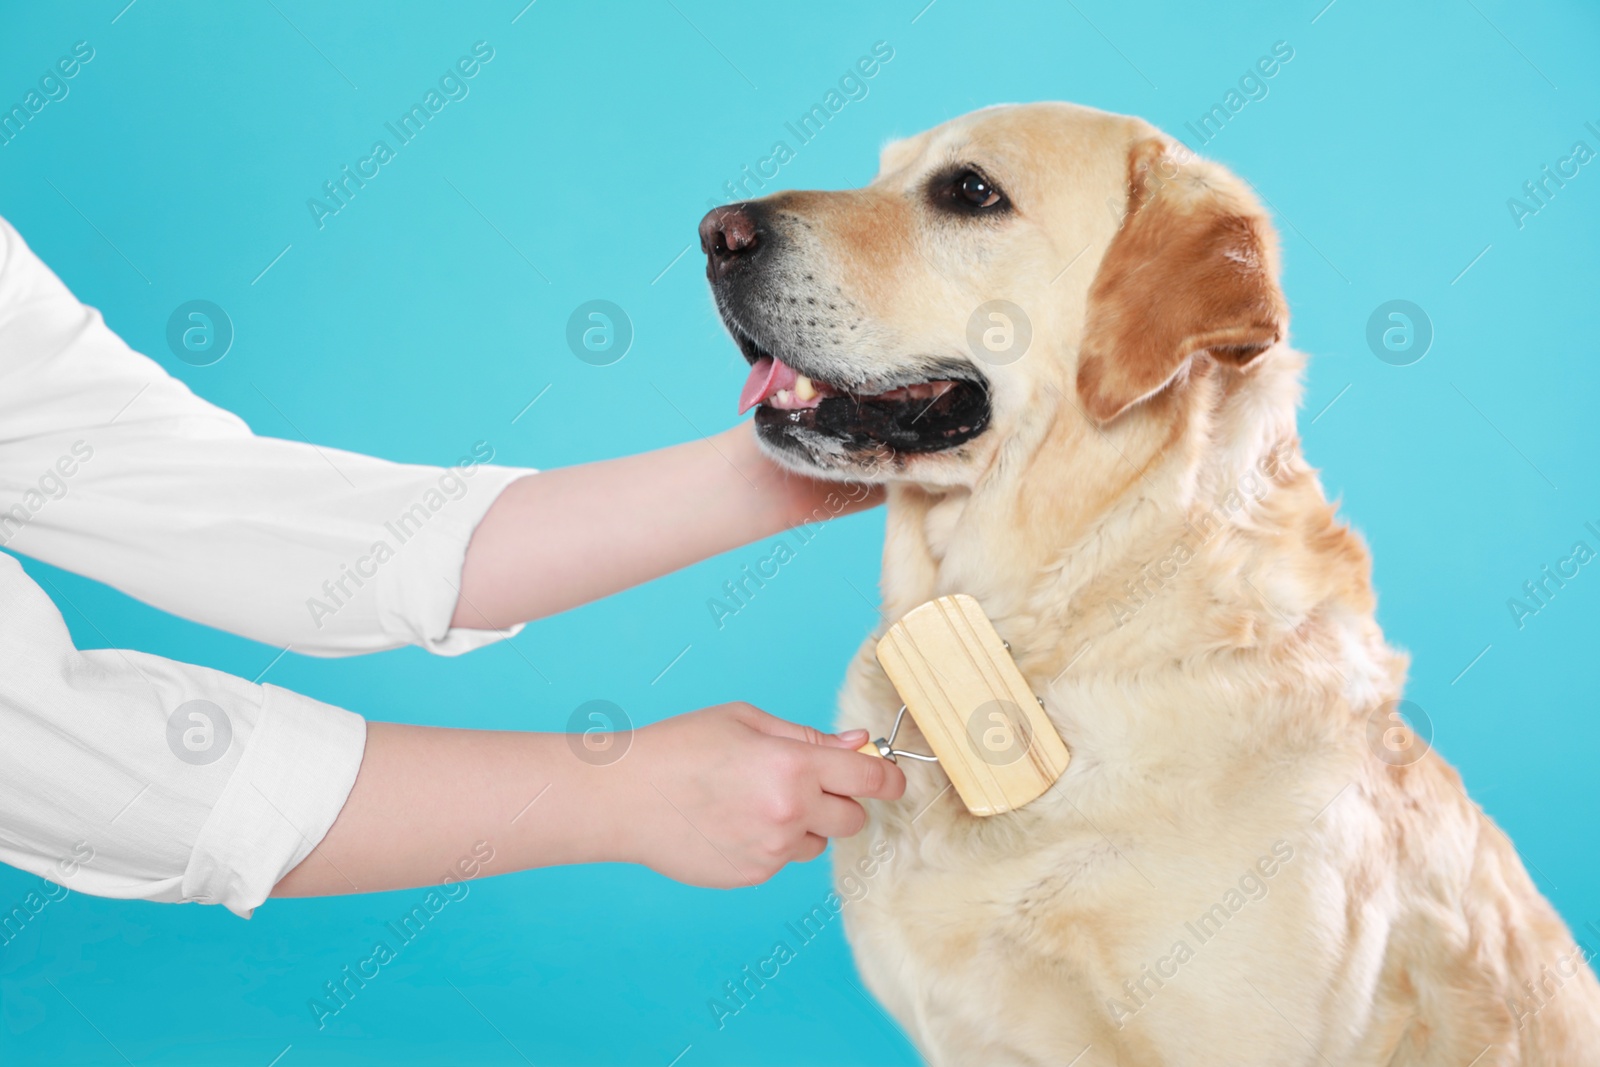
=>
[747,103,1599,1065]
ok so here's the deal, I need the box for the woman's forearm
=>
[451,422,876,630]
[272,706,905,898]
[271,722,618,897]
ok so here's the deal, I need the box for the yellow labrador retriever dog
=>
[700,102,1600,1064]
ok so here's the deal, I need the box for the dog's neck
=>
[874,352,1388,701]
[878,366,1235,624]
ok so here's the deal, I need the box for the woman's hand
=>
[273,704,906,898]
[605,702,906,887]
[727,422,885,530]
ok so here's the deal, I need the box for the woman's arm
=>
[272,703,905,896]
[451,422,878,630]
[273,426,893,898]
[0,553,367,917]
[0,216,529,657]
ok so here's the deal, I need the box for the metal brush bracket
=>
[864,705,940,764]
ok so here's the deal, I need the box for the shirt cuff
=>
[372,463,536,656]
[182,684,367,917]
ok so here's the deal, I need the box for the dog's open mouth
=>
[732,331,990,455]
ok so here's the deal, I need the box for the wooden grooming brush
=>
[856,594,1071,816]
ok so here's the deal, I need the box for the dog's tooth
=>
[795,375,816,401]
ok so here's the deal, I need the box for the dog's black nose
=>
[699,204,760,281]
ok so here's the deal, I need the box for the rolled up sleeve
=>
[0,554,365,916]
[0,214,535,656]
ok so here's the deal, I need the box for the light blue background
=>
[1,1,1597,1063]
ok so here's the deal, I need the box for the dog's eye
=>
[932,168,1009,215]
[958,172,1000,208]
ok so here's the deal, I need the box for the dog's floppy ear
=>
[1076,137,1287,424]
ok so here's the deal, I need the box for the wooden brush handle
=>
[874,594,1071,816]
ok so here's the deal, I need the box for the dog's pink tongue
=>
[737,355,799,414]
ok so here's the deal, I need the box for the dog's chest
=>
[839,753,1346,1062]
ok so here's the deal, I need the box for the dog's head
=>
[701,102,1287,487]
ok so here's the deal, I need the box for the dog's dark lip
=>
[726,322,986,400]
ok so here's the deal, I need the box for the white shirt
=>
[0,217,532,916]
